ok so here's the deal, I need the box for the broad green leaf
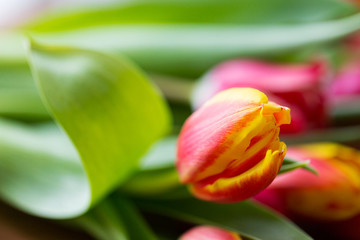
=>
[0,119,86,218]
[2,12,360,77]
[0,41,171,219]
[29,40,171,206]
[135,198,312,240]
[27,0,356,32]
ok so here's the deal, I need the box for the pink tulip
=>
[328,59,360,105]
[328,30,360,106]
[192,59,327,133]
[254,143,360,221]
[180,226,242,240]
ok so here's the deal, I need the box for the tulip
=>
[254,143,360,221]
[177,88,290,202]
[191,59,327,133]
[328,31,360,104]
[179,226,242,240]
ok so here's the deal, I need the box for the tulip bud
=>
[255,143,360,221]
[192,59,326,133]
[180,226,242,240]
[177,88,290,202]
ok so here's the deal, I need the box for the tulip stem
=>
[74,197,129,240]
[74,196,157,240]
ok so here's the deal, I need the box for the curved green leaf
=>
[27,0,355,32]
[0,119,86,218]
[0,41,170,219]
[136,198,312,240]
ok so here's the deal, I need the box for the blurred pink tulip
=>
[254,143,360,222]
[329,30,360,103]
[329,60,360,102]
[180,226,242,240]
[192,59,327,134]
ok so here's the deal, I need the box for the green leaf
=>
[279,158,317,175]
[0,63,48,119]
[0,12,356,77]
[27,0,356,32]
[135,198,313,240]
[0,119,86,218]
[0,41,171,219]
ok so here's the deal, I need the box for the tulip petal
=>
[191,142,286,203]
[177,88,270,183]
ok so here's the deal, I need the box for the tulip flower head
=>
[177,88,290,202]
[255,143,360,221]
[192,59,326,133]
[179,226,242,240]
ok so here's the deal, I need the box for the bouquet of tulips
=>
[1,0,360,239]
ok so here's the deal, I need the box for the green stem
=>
[112,196,158,240]
[74,196,158,240]
[150,73,195,103]
[75,199,129,240]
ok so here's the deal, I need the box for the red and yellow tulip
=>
[177,88,290,202]
[255,143,360,221]
[179,226,242,240]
